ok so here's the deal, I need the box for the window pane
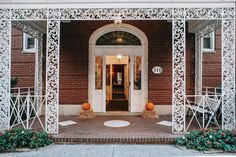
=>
[95,56,103,89]
[134,56,141,90]
[27,37,35,49]
[203,37,211,49]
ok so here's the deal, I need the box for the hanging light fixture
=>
[114,14,122,28]
[117,54,122,60]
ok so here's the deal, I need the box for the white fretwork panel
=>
[0,8,232,21]
[60,8,173,20]
[46,18,60,133]
[11,9,47,20]
[172,19,185,134]
[0,6,234,134]
[185,8,222,19]
[0,19,11,131]
[0,9,10,20]
[222,18,235,130]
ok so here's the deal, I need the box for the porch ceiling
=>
[13,21,47,34]
[188,20,221,34]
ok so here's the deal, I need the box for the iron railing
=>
[10,87,45,131]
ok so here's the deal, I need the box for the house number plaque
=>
[152,66,163,74]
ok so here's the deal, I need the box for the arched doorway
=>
[88,23,148,113]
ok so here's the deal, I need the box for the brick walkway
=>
[52,115,183,144]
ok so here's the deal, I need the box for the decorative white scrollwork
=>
[172,19,185,134]
[0,6,234,134]
[48,9,61,20]
[46,18,60,133]
[60,8,173,20]
[173,8,185,19]
[2,7,233,20]
[185,8,222,19]
[223,8,235,19]
[11,9,47,20]
[0,9,10,19]
[0,19,11,131]
[222,18,235,130]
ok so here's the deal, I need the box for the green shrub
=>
[0,129,53,152]
[11,78,18,88]
[176,128,236,152]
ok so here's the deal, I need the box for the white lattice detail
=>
[0,6,234,134]
[11,9,47,20]
[172,19,185,134]
[48,9,61,20]
[60,8,173,20]
[0,9,10,20]
[185,8,222,19]
[223,8,235,19]
[46,18,60,134]
[0,19,11,131]
[0,7,232,20]
[222,18,235,130]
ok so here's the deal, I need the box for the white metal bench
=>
[185,95,221,131]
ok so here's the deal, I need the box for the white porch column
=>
[172,16,186,134]
[35,34,43,108]
[45,9,60,134]
[221,9,235,130]
[0,9,11,131]
[195,36,202,95]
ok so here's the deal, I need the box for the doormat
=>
[104,120,130,128]
[59,120,77,127]
[157,120,172,127]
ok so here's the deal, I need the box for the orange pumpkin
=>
[145,102,154,111]
[82,102,90,110]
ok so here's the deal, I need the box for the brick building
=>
[0,0,235,134]
[11,21,223,114]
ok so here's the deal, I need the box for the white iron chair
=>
[185,95,221,131]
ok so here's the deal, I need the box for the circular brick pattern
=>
[103,120,130,128]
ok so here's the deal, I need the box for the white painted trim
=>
[89,23,148,113]
[0,3,234,9]
[201,31,215,53]
[22,33,37,53]
[1,0,236,4]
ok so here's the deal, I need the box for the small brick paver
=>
[52,115,183,144]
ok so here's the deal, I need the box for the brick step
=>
[52,136,176,144]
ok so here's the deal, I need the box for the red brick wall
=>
[59,21,195,105]
[11,21,223,105]
[11,27,35,88]
[202,28,221,88]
